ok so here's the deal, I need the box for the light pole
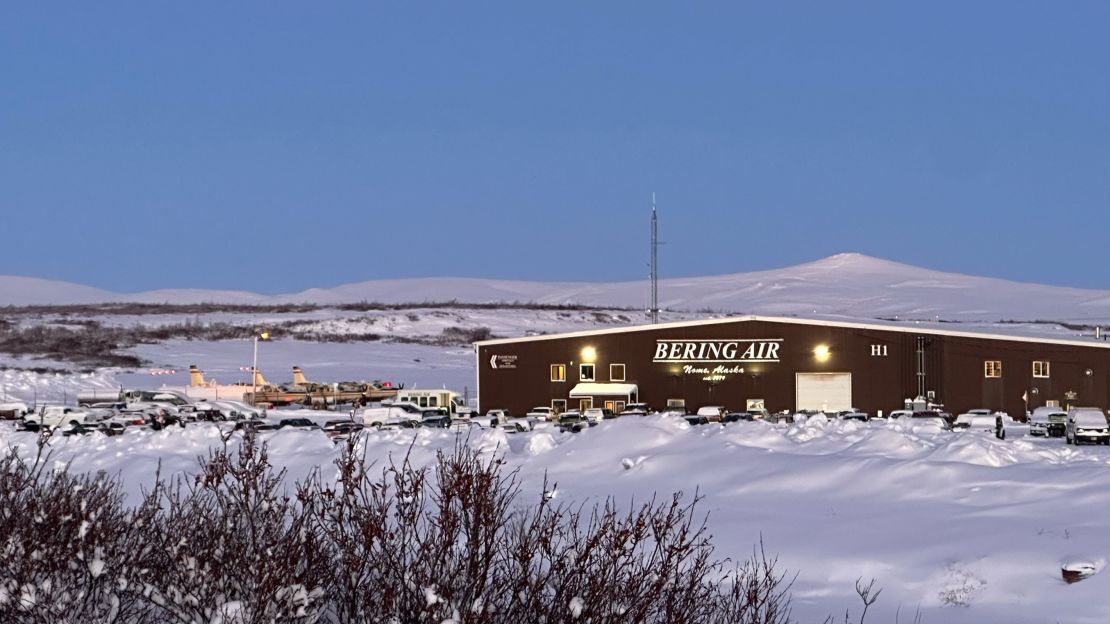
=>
[251,330,270,405]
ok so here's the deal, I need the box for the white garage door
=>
[795,373,852,412]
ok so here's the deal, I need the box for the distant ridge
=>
[2,253,1108,322]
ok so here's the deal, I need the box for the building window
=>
[984,360,1002,378]
[667,398,686,408]
[579,363,595,381]
[550,364,566,382]
[551,399,567,414]
[1033,361,1050,378]
[610,363,626,382]
[579,398,593,410]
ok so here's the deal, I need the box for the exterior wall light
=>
[813,344,831,362]
[580,346,597,363]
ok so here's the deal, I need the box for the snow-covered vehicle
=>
[355,403,423,428]
[618,403,651,417]
[525,406,554,421]
[1067,408,1110,446]
[0,401,30,420]
[557,411,591,433]
[837,410,869,421]
[23,405,105,430]
[583,407,615,423]
[1029,407,1068,438]
[695,406,726,423]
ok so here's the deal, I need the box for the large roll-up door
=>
[795,373,852,412]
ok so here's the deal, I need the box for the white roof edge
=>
[473,314,1110,350]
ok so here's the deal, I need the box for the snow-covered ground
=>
[3,415,1108,623]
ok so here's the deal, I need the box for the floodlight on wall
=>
[580,346,597,363]
[813,344,831,362]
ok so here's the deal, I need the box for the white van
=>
[354,402,424,427]
[1066,408,1110,446]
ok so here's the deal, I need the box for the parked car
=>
[378,418,424,431]
[275,417,320,430]
[837,410,869,421]
[1029,407,1068,438]
[0,401,31,420]
[695,406,727,423]
[525,406,554,421]
[619,403,651,417]
[421,409,452,428]
[1067,408,1110,446]
[909,411,951,430]
[233,420,281,433]
[722,411,750,423]
[485,409,511,425]
[684,413,711,426]
[558,410,592,433]
[500,417,535,433]
[323,419,364,441]
[951,413,976,431]
[888,410,914,419]
[583,408,613,424]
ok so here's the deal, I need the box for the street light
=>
[251,331,271,405]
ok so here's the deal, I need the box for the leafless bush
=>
[306,440,794,623]
[0,447,155,623]
[0,435,797,623]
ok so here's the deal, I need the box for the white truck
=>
[353,402,425,428]
[23,405,104,430]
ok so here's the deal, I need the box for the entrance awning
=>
[569,383,638,397]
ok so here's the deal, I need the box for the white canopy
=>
[568,383,638,397]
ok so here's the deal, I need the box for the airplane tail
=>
[252,368,268,387]
[292,366,308,386]
[189,365,206,387]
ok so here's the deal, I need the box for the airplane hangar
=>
[474,315,1110,418]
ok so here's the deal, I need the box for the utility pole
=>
[650,193,660,324]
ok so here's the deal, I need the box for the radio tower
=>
[650,193,660,324]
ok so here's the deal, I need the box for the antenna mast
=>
[650,193,660,324]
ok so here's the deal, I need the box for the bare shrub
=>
[0,435,796,624]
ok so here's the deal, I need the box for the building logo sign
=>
[653,339,782,363]
[654,339,782,382]
[489,355,518,369]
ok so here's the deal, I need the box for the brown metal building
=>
[474,316,1110,418]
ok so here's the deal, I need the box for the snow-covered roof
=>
[474,314,1110,350]
[568,383,638,397]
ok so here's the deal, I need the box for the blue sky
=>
[2,2,1109,293]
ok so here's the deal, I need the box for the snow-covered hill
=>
[3,253,1110,322]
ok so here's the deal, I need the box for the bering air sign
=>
[653,339,782,363]
[654,339,782,382]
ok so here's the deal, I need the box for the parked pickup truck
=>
[23,405,106,430]
[1029,407,1068,438]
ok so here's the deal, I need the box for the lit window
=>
[550,364,566,382]
[579,398,593,410]
[1033,361,1050,378]
[579,364,595,381]
[610,363,626,382]
[985,361,1002,378]
[667,398,686,408]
